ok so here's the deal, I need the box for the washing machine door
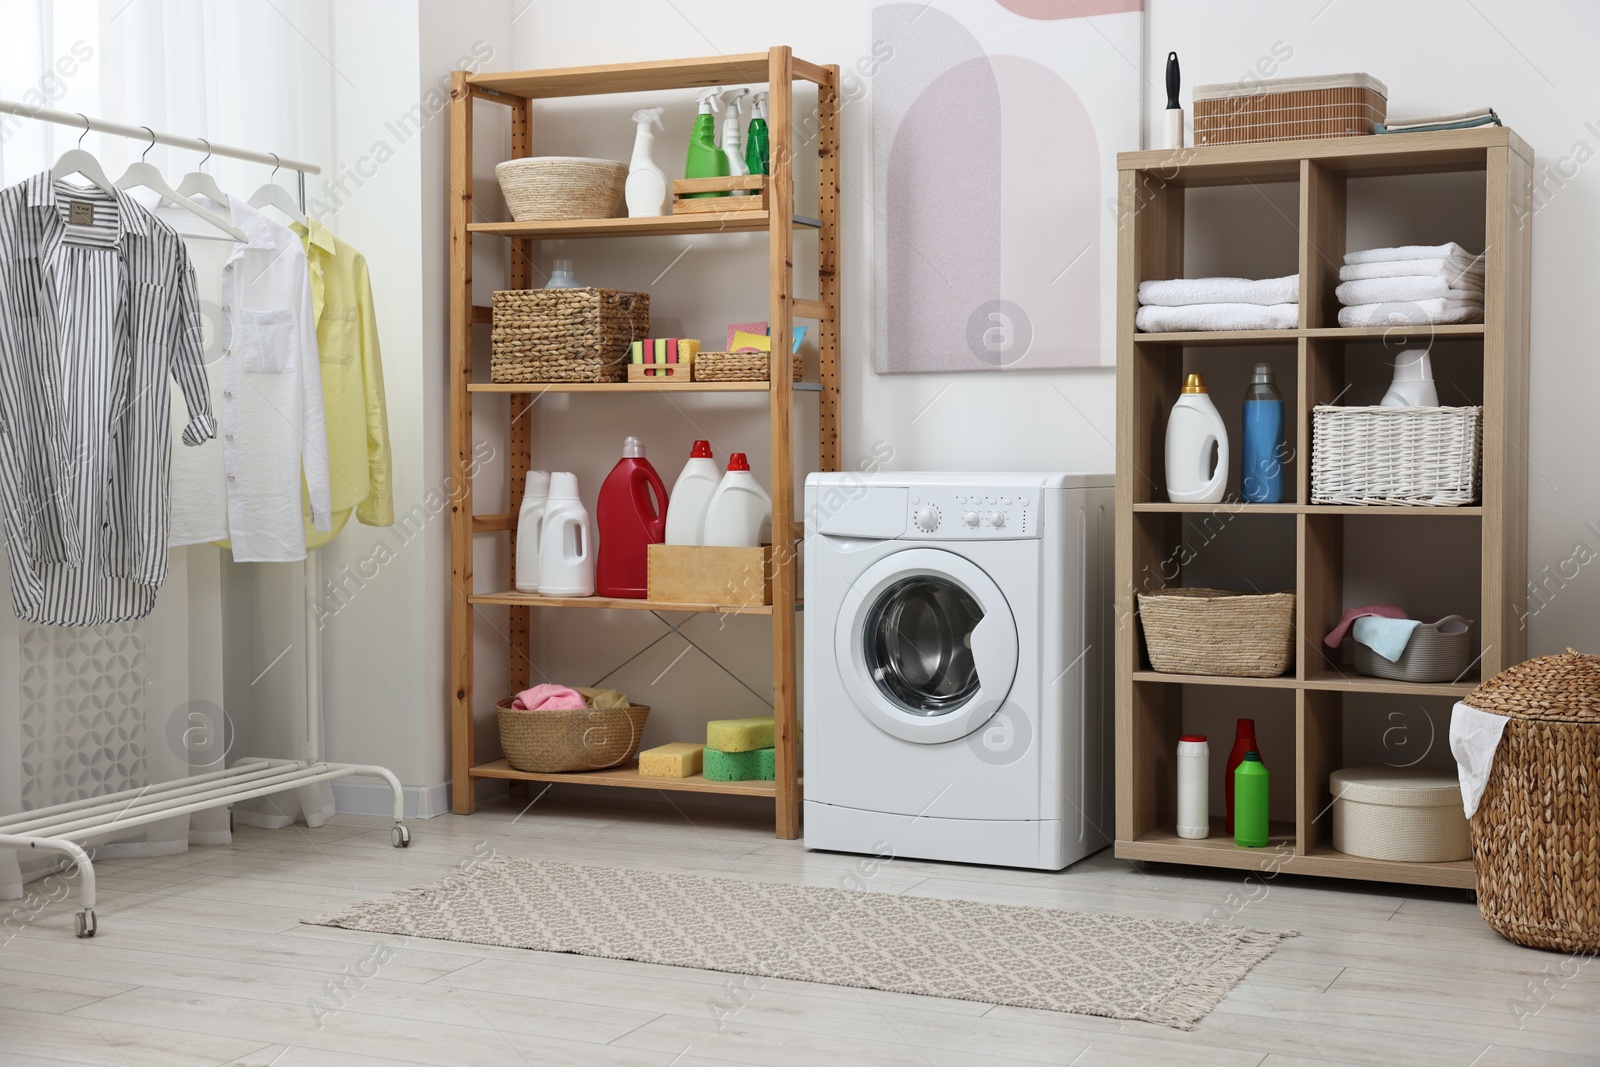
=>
[835,548,1019,745]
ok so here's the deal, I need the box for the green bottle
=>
[745,90,770,176]
[1233,751,1269,848]
[683,87,728,198]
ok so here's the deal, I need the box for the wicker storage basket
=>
[1193,73,1387,145]
[1136,588,1295,678]
[1352,615,1475,684]
[1311,405,1482,506]
[494,157,627,221]
[694,351,804,383]
[1330,767,1471,862]
[490,288,649,384]
[495,697,651,773]
[1466,649,1600,952]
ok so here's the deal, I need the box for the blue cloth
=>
[1352,616,1421,662]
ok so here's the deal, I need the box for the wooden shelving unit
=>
[1114,128,1533,888]
[448,48,841,838]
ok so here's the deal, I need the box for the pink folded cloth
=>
[1324,604,1407,648]
[511,684,586,711]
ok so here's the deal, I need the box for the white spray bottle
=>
[720,88,751,193]
[625,107,667,218]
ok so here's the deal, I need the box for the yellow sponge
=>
[706,716,774,753]
[639,743,704,779]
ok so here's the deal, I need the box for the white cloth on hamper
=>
[1339,256,1485,283]
[1336,275,1484,305]
[1338,299,1483,327]
[1450,700,1510,818]
[1344,242,1478,265]
[1135,302,1298,332]
[1137,275,1299,307]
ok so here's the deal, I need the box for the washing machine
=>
[803,472,1113,870]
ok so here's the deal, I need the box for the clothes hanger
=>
[173,138,229,206]
[49,114,115,194]
[116,126,246,242]
[247,154,308,226]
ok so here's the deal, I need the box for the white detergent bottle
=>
[664,440,721,545]
[625,107,667,217]
[1380,348,1439,407]
[537,471,595,597]
[702,453,771,547]
[720,88,751,192]
[514,470,551,592]
[1165,373,1229,504]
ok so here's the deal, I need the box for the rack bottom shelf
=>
[469,758,777,798]
[1116,823,1475,889]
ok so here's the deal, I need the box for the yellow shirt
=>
[294,218,394,546]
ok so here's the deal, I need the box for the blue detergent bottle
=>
[1241,363,1284,503]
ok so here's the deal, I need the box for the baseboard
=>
[332,780,450,820]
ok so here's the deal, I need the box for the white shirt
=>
[160,196,332,561]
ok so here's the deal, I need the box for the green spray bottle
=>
[745,90,770,176]
[683,87,728,198]
[1233,751,1269,848]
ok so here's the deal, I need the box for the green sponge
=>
[703,746,776,781]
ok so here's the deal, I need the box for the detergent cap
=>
[1181,372,1208,394]
[1251,363,1274,384]
[696,87,721,113]
[631,107,665,131]
[690,439,713,459]
[622,435,646,458]
[727,452,750,472]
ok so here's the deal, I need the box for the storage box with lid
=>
[1329,766,1470,862]
[1193,73,1387,146]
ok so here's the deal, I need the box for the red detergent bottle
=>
[596,435,668,598]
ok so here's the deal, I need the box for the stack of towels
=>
[1336,243,1484,327]
[1135,275,1299,332]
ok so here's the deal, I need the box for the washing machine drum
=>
[835,549,1019,744]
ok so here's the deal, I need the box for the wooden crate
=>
[627,362,692,382]
[648,545,772,607]
[671,175,768,214]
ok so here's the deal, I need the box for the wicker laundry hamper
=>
[1465,649,1600,952]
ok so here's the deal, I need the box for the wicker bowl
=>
[494,157,627,222]
[495,697,651,773]
[695,351,804,382]
[1136,588,1296,678]
[1465,649,1600,952]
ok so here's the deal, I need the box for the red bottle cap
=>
[1237,718,1256,734]
[1179,734,1207,743]
[727,452,750,472]
[690,440,712,458]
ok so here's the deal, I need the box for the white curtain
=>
[0,0,338,897]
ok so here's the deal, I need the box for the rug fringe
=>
[1144,929,1300,1030]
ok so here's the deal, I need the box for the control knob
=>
[987,511,1006,528]
[914,506,940,532]
[961,511,980,528]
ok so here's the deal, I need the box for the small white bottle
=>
[1380,348,1439,407]
[702,453,771,547]
[514,470,551,593]
[537,471,595,597]
[720,88,751,192]
[664,440,721,545]
[545,259,579,289]
[625,107,667,218]
[1165,373,1229,504]
[1177,734,1210,840]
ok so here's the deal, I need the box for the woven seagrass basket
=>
[490,288,649,383]
[495,697,651,773]
[494,157,626,221]
[694,351,803,382]
[1136,588,1296,678]
[1466,649,1600,952]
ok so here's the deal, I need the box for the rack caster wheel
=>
[75,909,96,939]
[392,824,411,849]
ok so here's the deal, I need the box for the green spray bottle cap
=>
[750,90,768,119]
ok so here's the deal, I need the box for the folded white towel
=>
[1336,275,1484,306]
[1338,299,1483,328]
[1138,275,1299,307]
[1344,242,1478,265]
[1339,256,1484,283]
[1136,302,1299,332]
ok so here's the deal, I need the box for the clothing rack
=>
[0,106,407,940]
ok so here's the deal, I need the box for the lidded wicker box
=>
[1465,649,1600,952]
[1330,767,1470,862]
[1194,73,1387,146]
[490,288,649,384]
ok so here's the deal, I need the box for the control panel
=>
[903,489,1039,540]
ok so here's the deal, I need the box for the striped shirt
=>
[0,173,214,625]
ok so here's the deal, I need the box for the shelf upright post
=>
[448,70,477,814]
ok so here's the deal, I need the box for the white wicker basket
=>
[1330,767,1471,862]
[1310,405,1482,506]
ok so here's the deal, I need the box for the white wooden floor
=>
[0,792,1595,1067]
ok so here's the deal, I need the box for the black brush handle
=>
[1166,51,1181,111]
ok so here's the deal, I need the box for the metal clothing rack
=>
[0,103,409,940]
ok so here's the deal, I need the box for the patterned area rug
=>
[305,858,1294,1030]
